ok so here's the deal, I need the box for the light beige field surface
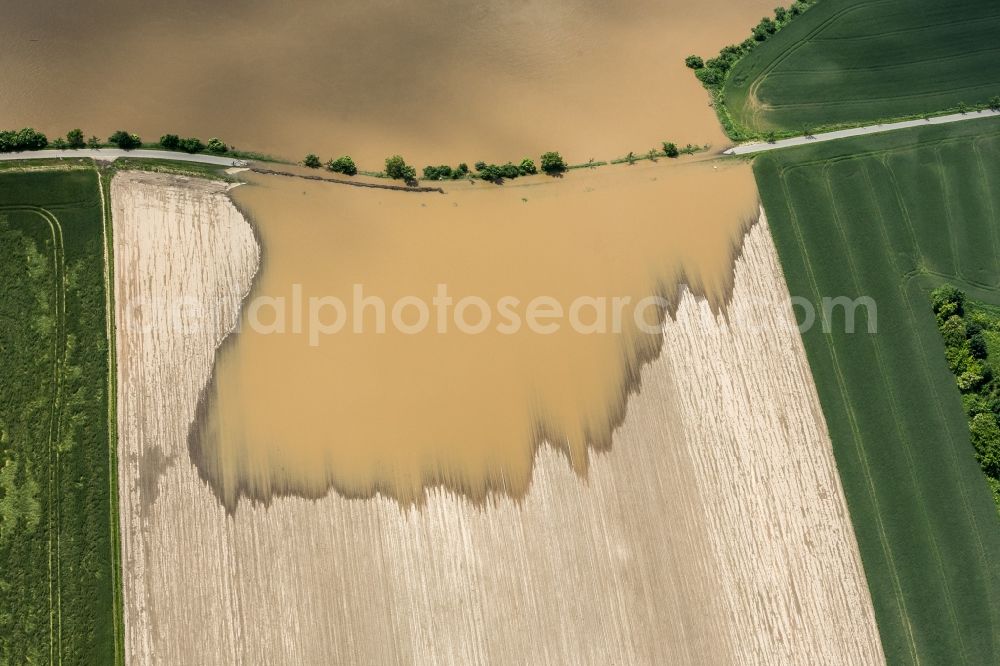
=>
[112,171,883,665]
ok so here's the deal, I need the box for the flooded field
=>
[192,161,759,507]
[112,175,882,662]
[2,0,776,164]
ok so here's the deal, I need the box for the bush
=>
[206,137,228,154]
[477,164,503,183]
[499,162,520,179]
[931,284,966,317]
[178,137,205,154]
[695,67,723,86]
[159,134,180,150]
[52,137,68,149]
[86,136,101,149]
[971,413,1000,478]
[971,333,989,359]
[326,155,357,175]
[66,129,85,149]
[990,96,1000,112]
[108,130,141,150]
[685,55,704,69]
[385,155,417,182]
[662,142,679,158]
[518,158,537,175]
[0,128,49,152]
[540,151,566,175]
[303,153,322,168]
[423,165,453,180]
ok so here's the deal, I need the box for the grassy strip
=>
[756,118,1000,664]
[110,157,235,181]
[96,167,125,665]
[0,169,121,664]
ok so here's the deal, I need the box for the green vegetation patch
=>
[755,118,1000,664]
[0,169,122,664]
[725,0,1000,138]
[931,287,1000,509]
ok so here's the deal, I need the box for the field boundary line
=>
[97,169,125,666]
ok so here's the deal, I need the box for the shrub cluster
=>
[686,2,814,88]
[326,155,357,175]
[159,133,226,154]
[109,130,142,150]
[423,163,470,181]
[385,155,417,182]
[0,128,49,152]
[932,285,1000,506]
[540,151,566,175]
[473,158,537,183]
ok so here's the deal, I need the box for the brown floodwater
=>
[191,161,759,508]
[1,0,776,165]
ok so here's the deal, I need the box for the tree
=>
[662,141,679,158]
[159,134,180,150]
[108,130,141,150]
[178,137,205,154]
[326,155,357,176]
[206,137,228,154]
[499,162,520,179]
[774,6,788,22]
[695,67,723,86]
[958,101,970,114]
[303,153,322,168]
[52,137,68,149]
[540,151,566,175]
[518,158,537,175]
[970,412,1000,478]
[990,96,1000,112]
[66,128,85,149]
[931,284,966,317]
[477,164,503,183]
[385,155,417,182]
[970,332,989,359]
[87,135,101,149]
[685,55,704,69]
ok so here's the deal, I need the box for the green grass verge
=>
[725,0,1000,137]
[755,117,1000,665]
[0,169,123,664]
[110,157,235,181]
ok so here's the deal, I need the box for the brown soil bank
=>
[190,161,759,508]
[2,0,776,164]
[112,174,883,663]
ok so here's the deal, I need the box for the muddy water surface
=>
[2,0,776,165]
[191,162,759,507]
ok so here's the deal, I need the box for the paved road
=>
[725,109,1000,156]
[0,148,248,166]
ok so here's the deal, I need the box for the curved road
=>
[725,108,1000,156]
[0,148,249,166]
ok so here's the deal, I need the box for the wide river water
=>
[3,0,776,165]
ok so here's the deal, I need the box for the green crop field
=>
[725,0,1000,135]
[0,169,122,664]
[755,118,1000,664]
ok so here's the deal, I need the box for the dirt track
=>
[112,173,883,664]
